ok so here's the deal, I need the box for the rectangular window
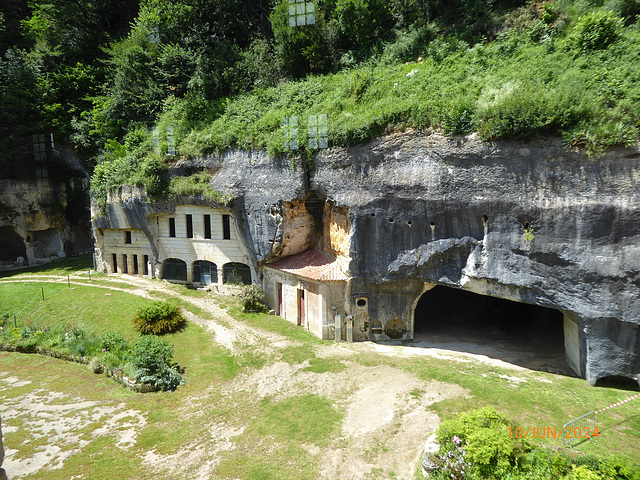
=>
[122,254,128,274]
[143,255,149,275]
[204,214,211,239]
[186,214,193,238]
[169,217,176,237]
[125,231,132,244]
[112,253,118,273]
[133,254,139,275]
[222,214,231,240]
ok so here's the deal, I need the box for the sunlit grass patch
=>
[252,394,342,446]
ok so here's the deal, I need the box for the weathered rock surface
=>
[0,176,91,268]
[100,131,640,386]
[214,131,640,385]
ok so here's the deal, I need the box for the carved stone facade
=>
[92,189,254,286]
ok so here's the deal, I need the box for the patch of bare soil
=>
[224,361,467,480]
[0,373,147,479]
[319,366,466,480]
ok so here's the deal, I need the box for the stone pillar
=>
[127,254,135,276]
[187,263,194,283]
[564,314,582,378]
[154,259,162,280]
[334,314,342,342]
[26,242,37,266]
[217,266,224,285]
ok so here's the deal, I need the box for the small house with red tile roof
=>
[263,249,349,340]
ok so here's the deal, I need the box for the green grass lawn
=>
[0,282,146,340]
[0,278,638,479]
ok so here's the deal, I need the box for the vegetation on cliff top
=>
[2,1,640,199]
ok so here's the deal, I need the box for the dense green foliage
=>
[0,319,184,391]
[3,0,640,199]
[129,335,184,390]
[133,299,186,335]
[432,407,640,480]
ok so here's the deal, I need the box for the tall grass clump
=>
[133,300,186,335]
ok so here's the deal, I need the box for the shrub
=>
[573,11,622,52]
[138,363,184,391]
[129,335,175,373]
[133,300,185,335]
[168,172,227,203]
[129,335,184,391]
[239,285,268,313]
[88,356,104,374]
[100,332,129,352]
[436,407,530,479]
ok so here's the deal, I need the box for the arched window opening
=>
[162,258,187,282]
[223,262,251,285]
[193,260,217,285]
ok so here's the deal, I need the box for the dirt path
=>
[0,274,480,479]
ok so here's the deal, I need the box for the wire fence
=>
[562,411,596,448]
[563,393,640,448]
[1,281,75,329]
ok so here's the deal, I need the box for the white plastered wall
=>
[100,228,153,275]
[263,267,344,340]
[99,205,252,283]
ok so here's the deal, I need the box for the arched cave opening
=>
[594,376,640,391]
[0,226,27,262]
[414,286,568,373]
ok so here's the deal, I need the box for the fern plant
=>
[133,300,185,335]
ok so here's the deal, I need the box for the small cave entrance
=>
[0,226,26,262]
[595,376,640,391]
[413,286,570,374]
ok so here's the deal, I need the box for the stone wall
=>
[262,268,344,340]
[92,191,254,284]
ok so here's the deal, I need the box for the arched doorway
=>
[162,258,187,282]
[193,260,217,285]
[413,286,568,373]
[222,262,251,285]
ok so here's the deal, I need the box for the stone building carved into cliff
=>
[92,187,254,286]
[93,134,640,388]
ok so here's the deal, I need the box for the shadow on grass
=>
[0,255,93,278]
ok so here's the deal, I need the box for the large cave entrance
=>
[413,286,571,374]
[0,226,26,262]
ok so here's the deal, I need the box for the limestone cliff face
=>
[0,178,91,267]
[203,131,640,386]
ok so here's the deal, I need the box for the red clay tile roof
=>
[267,249,348,282]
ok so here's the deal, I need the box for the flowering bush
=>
[439,435,472,480]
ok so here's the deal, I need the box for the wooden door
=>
[298,289,306,327]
